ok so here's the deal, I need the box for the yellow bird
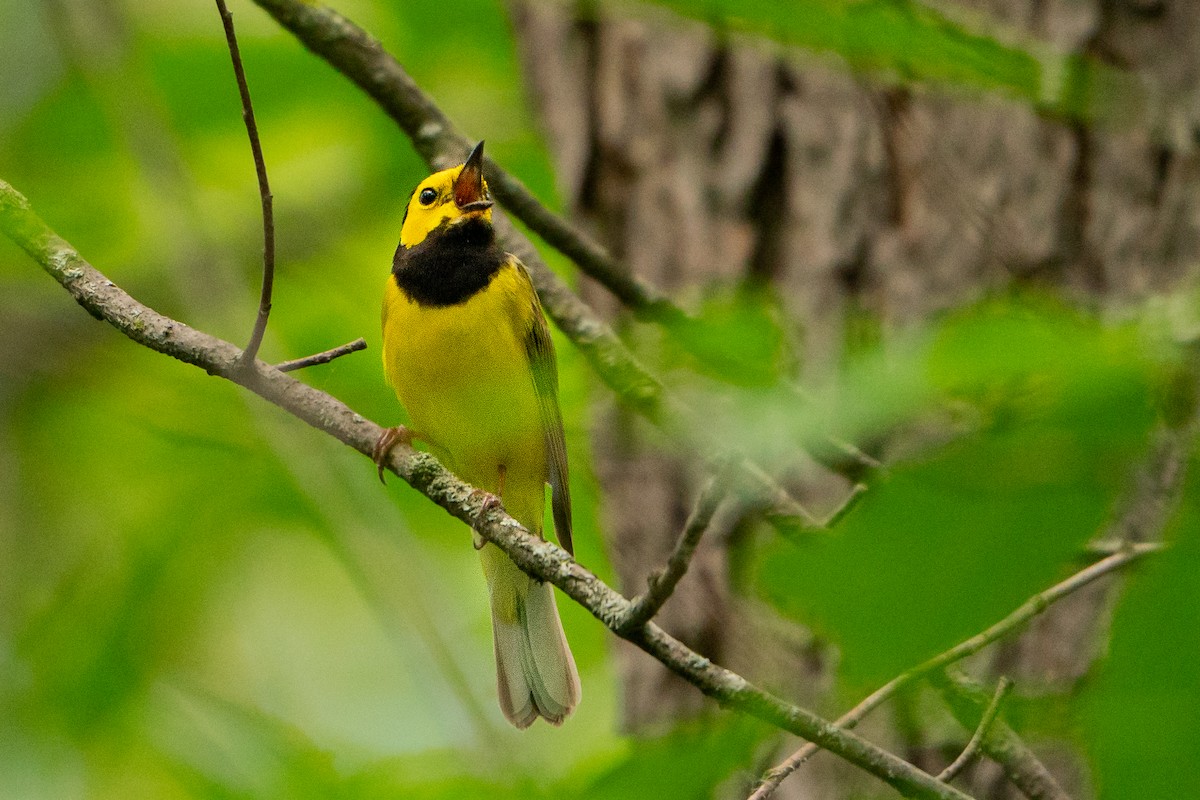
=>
[374,142,580,727]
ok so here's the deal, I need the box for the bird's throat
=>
[392,216,506,307]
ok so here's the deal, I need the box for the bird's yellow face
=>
[399,142,494,249]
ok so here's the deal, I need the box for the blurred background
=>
[2,0,1199,798]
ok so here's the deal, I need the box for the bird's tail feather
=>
[483,545,580,728]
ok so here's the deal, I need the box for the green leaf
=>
[1081,457,1200,799]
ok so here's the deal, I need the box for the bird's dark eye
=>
[418,188,438,206]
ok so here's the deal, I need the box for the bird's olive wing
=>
[513,259,573,555]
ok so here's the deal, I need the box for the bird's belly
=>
[383,280,543,489]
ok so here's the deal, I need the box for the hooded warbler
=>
[374,142,580,728]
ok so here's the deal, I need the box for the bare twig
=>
[1,178,978,800]
[243,0,864,533]
[216,0,275,366]
[818,439,882,483]
[620,474,728,632]
[937,676,1013,782]
[934,671,1071,800]
[275,337,367,372]
[748,543,1158,800]
[1084,539,1166,557]
[824,483,868,528]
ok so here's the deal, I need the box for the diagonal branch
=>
[243,0,862,532]
[620,472,728,632]
[1,177,972,800]
[748,542,1159,800]
[936,676,1013,783]
[215,0,275,365]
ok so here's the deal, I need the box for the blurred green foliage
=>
[664,284,792,388]
[639,0,1138,124]
[2,0,1199,798]
[755,299,1161,684]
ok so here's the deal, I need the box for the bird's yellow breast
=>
[382,262,545,497]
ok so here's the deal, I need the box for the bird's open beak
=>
[453,141,493,213]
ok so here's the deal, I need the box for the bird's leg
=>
[372,425,421,484]
[472,464,507,548]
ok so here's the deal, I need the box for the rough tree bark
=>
[510,0,1200,795]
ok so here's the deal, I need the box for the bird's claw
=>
[473,489,504,540]
[373,425,415,484]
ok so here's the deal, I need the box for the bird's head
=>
[399,141,494,249]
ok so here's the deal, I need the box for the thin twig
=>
[621,474,727,632]
[937,676,1013,782]
[755,481,865,545]
[934,670,1072,800]
[817,438,882,482]
[1,177,972,800]
[822,483,868,529]
[1084,539,1166,558]
[215,0,275,366]
[275,337,367,372]
[748,542,1158,800]
[830,484,868,527]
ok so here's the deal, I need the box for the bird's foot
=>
[373,425,416,485]
[472,489,504,544]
